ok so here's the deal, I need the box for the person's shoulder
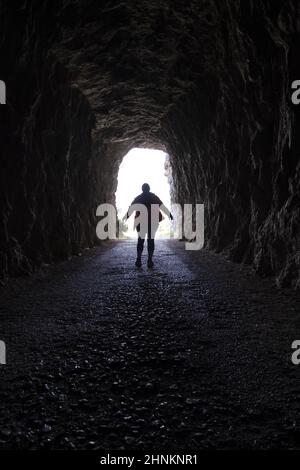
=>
[149,192,162,203]
[133,193,143,203]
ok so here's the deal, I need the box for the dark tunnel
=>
[1,0,300,454]
[1,0,299,286]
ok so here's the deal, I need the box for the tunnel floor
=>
[1,240,300,450]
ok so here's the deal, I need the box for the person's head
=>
[142,183,150,193]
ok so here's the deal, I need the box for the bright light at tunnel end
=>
[96,148,205,250]
[116,148,171,225]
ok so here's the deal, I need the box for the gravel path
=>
[0,240,300,449]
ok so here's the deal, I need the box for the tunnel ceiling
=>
[1,0,300,288]
[52,0,221,147]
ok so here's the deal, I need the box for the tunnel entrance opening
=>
[115,148,172,239]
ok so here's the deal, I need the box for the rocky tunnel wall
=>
[0,1,103,278]
[162,0,300,288]
[0,0,300,288]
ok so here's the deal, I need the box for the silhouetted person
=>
[123,183,173,268]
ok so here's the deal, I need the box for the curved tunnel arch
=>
[0,0,299,287]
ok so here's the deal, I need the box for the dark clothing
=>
[129,191,163,238]
[126,190,170,262]
[137,233,156,257]
[131,191,162,208]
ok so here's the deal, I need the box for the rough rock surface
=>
[0,1,300,286]
[1,240,300,449]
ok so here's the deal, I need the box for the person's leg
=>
[136,230,145,267]
[147,224,158,267]
[137,236,144,256]
[147,237,154,267]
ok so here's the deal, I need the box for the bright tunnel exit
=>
[115,148,172,238]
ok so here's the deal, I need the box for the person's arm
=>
[158,198,173,220]
[122,198,137,221]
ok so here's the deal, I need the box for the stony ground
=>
[0,240,300,450]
